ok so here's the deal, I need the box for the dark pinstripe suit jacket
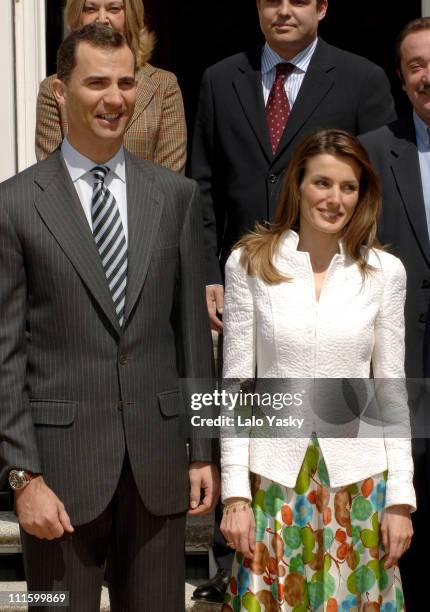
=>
[0,149,213,525]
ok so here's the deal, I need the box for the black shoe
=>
[192,568,230,604]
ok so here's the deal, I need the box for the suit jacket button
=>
[268,174,278,184]
[419,313,427,324]
[422,278,430,289]
[117,401,123,411]
[119,354,127,365]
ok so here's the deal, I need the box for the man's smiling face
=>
[54,40,136,161]
[400,30,430,125]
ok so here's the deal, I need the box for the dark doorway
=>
[46,1,422,133]
[45,0,67,76]
[318,0,422,116]
[144,0,422,131]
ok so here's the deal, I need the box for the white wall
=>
[0,1,17,181]
[423,0,430,15]
[0,0,46,181]
[0,0,45,181]
[14,0,46,173]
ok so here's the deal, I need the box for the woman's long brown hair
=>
[237,129,381,283]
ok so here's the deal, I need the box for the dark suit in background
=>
[0,147,214,610]
[191,38,396,286]
[361,114,430,612]
[361,116,430,379]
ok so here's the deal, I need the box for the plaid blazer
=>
[35,63,187,173]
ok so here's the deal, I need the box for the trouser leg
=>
[21,505,112,612]
[106,454,187,612]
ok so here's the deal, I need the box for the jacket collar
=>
[232,39,336,165]
[33,148,163,337]
[278,229,346,258]
[386,113,430,265]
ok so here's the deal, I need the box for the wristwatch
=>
[8,469,39,490]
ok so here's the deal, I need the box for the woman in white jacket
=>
[220,129,415,611]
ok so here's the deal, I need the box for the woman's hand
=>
[381,504,413,569]
[221,498,256,560]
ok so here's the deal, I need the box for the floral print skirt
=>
[223,436,404,611]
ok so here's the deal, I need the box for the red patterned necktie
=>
[266,63,294,155]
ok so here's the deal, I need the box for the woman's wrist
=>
[223,498,252,515]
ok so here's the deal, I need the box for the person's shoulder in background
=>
[35,74,67,161]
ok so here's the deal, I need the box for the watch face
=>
[9,470,26,490]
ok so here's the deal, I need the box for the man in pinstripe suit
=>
[0,24,218,611]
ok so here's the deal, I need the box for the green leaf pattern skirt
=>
[222,436,404,612]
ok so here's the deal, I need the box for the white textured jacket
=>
[221,230,416,510]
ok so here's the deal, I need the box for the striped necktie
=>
[90,166,127,327]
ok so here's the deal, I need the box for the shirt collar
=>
[261,37,318,76]
[61,137,126,183]
[413,110,430,149]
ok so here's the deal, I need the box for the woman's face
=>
[80,1,126,34]
[298,153,362,239]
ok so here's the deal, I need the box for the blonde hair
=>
[65,0,155,66]
[237,129,381,284]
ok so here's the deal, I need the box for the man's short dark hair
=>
[57,22,136,83]
[396,17,430,81]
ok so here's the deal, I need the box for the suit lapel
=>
[232,49,273,162]
[390,117,430,265]
[123,151,164,322]
[274,39,334,161]
[231,42,335,164]
[126,65,158,133]
[34,151,122,336]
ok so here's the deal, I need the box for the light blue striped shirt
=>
[414,110,430,241]
[261,38,318,107]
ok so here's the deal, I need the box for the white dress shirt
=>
[61,138,128,245]
[261,38,318,107]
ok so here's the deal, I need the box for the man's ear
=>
[52,79,67,107]
[317,0,328,22]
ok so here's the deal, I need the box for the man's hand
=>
[188,462,220,515]
[206,285,224,332]
[381,504,413,569]
[15,476,74,540]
